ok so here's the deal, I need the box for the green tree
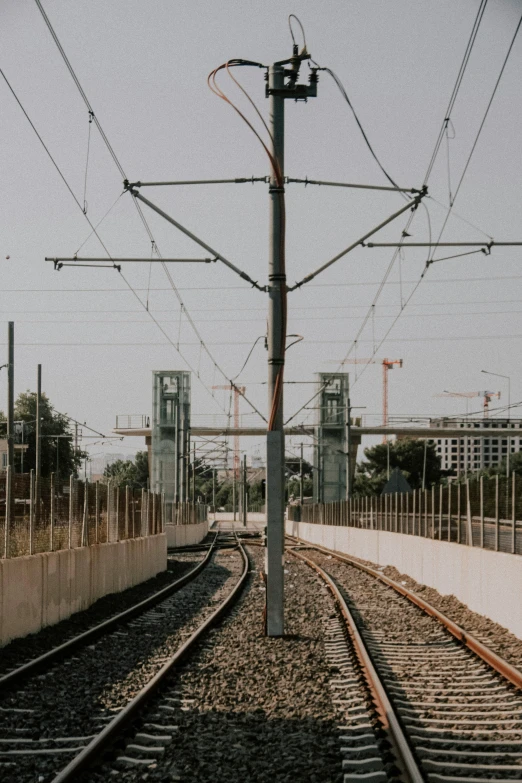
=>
[0,391,85,482]
[103,451,149,489]
[286,456,313,500]
[354,438,442,495]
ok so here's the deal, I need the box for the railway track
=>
[289,538,522,782]
[0,532,247,783]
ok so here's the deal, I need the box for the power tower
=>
[212,384,245,479]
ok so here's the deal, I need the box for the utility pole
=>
[7,323,14,473]
[232,471,236,521]
[212,467,216,511]
[299,443,304,506]
[265,48,317,637]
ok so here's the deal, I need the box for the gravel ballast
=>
[305,543,522,670]
[0,545,240,783]
[86,546,344,783]
[0,546,211,678]
[303,547,522,777]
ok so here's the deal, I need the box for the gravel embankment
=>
[303,548,522,770]
[381,563,522,669]
[0,545,210,678]
[87,546,344,783]
[306,544,522,671]
[1,546,239,783]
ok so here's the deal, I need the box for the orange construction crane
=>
[435,390,501,418]
[212,385,246,478]
[333,357,403,441]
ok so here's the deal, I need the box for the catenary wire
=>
[1,57,265,422]
[285,4,502,425]
[31,0,265,421]
[423,0,488,185]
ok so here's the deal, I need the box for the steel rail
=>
[289,548,423,783]
[49,535,250,783]
[289,538,522,690]
[0,534,218,691]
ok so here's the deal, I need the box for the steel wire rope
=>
[6,299,522,315]
[285,4,495,425]
[310,64,405,195]
[31,0,266,422]
[0,64,252,418]
[428,9,522,262]
[423,0,489,186]
[208,59,286,431]
[82,110,94,214]
[5,274,522,293]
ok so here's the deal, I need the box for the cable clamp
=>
[269,185,285,194]
[268,273,287,282]
[268,359,285,366]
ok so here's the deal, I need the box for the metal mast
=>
[265,49,317,637]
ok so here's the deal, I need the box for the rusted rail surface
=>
[288,537,522,690]
[290,547,424,783]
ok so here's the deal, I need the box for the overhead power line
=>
[284,3,500,425]
[423,0,489,185]
[31,0,266,422]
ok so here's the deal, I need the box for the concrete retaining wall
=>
[286,520,522,640]
[0,534,167,647]
[166,521,209,548]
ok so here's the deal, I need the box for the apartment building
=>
[429,418,522,473]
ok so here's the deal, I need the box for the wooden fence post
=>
[431,484,435,540]
[29,469,35,555]
[50,472,55,552]
[82,479,89,547]
[457,483,461,544]
[479,475,484,548]
[495,475,499,551]
[107,480,111,544]
[466,479,473,546]
[448,484,451,541]
[68,475,74,549]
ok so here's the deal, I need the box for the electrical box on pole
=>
[265,48,318,637]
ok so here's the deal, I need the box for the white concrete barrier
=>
[0,534,167,647]
[286,520,522,640]
[166,521,209,548]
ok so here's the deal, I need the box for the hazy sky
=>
[1,1,521,465]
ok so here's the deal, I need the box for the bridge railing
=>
[288,473,522,555]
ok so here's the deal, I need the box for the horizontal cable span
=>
[285,177,417,193]
[45,256,217,266]
[127,176,269,187]
[367,241,522,247]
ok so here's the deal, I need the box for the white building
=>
[430,418,522,473]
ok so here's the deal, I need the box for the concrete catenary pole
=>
[266,61,286,636]
[7,323,14,473]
